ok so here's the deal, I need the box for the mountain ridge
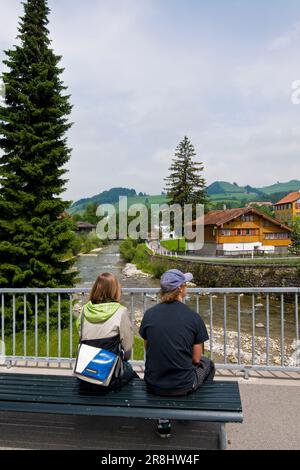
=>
[68,180,300,215]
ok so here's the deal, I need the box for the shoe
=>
[156,420,171,438]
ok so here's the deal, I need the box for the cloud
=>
[0,0,22,47]
[268,21,300,51]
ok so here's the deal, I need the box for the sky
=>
[1,0,300,203]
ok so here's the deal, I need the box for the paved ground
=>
[0,366,299,450]
[227,378,300,450]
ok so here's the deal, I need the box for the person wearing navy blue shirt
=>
[139,269,215,438]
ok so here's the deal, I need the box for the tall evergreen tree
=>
[288,217,300,256]
[164,136,208,209]
[0,0,77,288]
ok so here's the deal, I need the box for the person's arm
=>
[119,308,134,361]
[193,314,209,365]
[192,343,204,365]
[144,340,148,351]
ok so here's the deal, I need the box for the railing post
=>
[1,294,4,355]
[266,294,270,366]
[237,295,241,364]
[223,294,227,365]
[35,294,38,359]
[281,294,285,367]
[69,294,73,362]
[23,294,27,359]
[46,294,50,364]
[58,294,61,363]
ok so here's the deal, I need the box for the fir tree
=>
[288,218,300,256]
[164,136,208,209]
[0,0,77,288]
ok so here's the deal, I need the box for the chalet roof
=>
[76,221,96,229]
[274,191,300,205]
[192,207,292,232]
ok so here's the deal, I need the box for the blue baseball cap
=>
[160,269,193,292]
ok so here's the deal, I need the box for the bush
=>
[151,261,168,279]
[71,232,102,255]
[119,239,138,262]
[120,239,173,279]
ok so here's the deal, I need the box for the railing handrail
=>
[1,287,300,294]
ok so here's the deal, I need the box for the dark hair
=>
[89,273,121,304]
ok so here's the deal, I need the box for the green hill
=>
[206,180,300,205]
[257,180,300,195]
[207,181,243,195]
[68,189,169,215]
[68,187,137,215]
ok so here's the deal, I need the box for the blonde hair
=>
[160,287,181,304]
[89,273,121,304]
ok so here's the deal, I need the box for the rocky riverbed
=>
[131,310,299,367]
[122,263,153,278]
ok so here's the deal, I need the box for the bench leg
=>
[219,424,227,450]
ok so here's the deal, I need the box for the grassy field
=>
[209,192,256,201]
[160,238,186,252]
[2,327,144,361]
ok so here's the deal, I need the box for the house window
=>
[264,233,289,240]
[220,229,231,236]
[241,215,254,222]
[237,229,257,236]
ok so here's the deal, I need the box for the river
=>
[75,242,159,289]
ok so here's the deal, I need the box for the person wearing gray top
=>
[76,272,138,392]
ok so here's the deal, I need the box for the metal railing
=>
[0,287,299,373]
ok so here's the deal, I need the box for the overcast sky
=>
[1,0,300,203]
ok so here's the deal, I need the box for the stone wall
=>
[149,254,300,287]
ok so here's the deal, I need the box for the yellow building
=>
[188,207,292,256]
[274,191,300,225]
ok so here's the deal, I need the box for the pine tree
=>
[164,136,208,208]
[288,218,300,255]
[0,0,77,288]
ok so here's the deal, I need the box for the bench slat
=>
[0,399,243,422]
[0,393,241,412]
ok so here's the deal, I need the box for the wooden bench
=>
[0,373,243,450]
